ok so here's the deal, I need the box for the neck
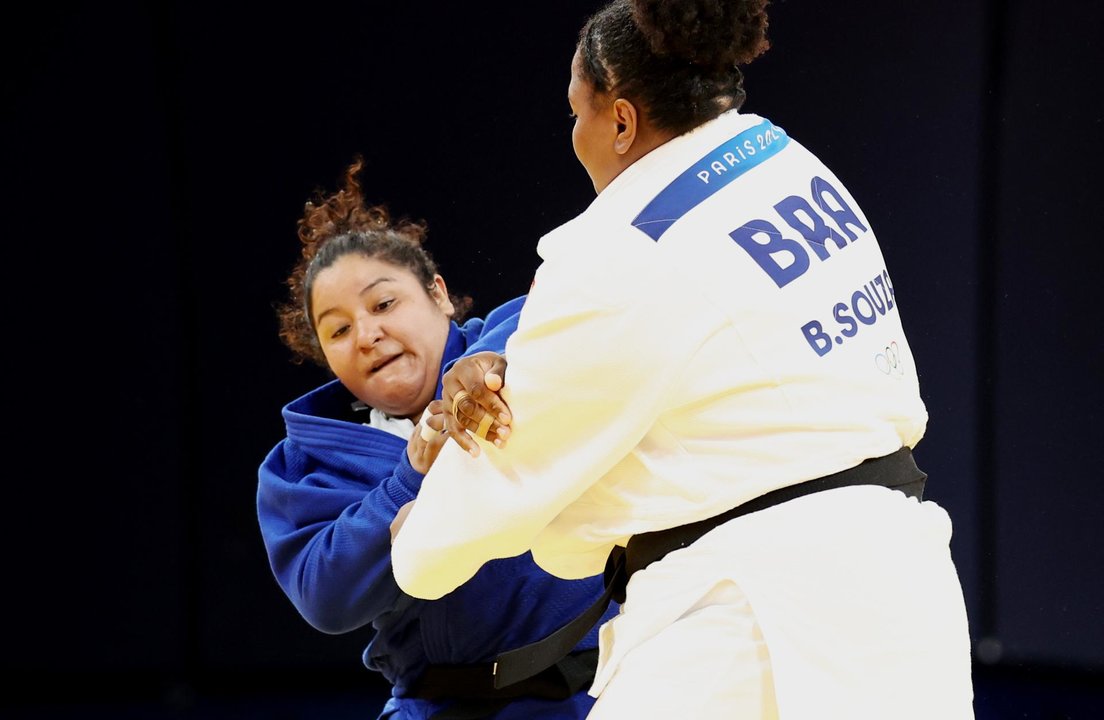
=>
[600,124,678,192]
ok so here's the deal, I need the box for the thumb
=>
[484,371,504,393]
[483,355,508,393]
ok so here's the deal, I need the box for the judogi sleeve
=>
[391,228,726,599]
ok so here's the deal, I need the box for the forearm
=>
[259,458,425,633]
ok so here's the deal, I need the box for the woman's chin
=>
[374,389,431,421]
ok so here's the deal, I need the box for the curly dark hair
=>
[277,156,472,368]
[577,0,771,135]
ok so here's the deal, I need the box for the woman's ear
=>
[430,274,456,317]
[612,98,638,155]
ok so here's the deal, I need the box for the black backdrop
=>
[5,1,1102,718]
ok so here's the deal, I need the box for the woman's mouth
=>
[370,353,402,374]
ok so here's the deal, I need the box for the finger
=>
[483,354,508,391]
[486,424,509,447]
[482,373,509,425]
[423,399,447,434]
[427,428,450,451]
[484,389,512,426]
[424,411,450,448]
[406,433,432,474]
[475,411,494,440]
[458,378,511,427]
[473,413,510,449]
[451,389,473,419]
[425,413,447,435]
[416,400,447,442]
[443,407,480,457]
[482,355,511,422]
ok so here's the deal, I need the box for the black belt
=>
[489,447,926,690]
[410,648,599,720]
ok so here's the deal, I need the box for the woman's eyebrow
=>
[315,277,397,325]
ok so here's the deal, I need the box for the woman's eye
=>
[330,325,350,340]
[375,299,395,312]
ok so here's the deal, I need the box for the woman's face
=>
[568,48,619,193]
[311,254,455,420]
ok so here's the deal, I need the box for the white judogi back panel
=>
[392,110,972,720]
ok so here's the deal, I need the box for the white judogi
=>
[392,110,974,718]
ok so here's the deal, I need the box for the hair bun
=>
[631,0,770,69]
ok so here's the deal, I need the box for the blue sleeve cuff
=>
[384,452,425,507]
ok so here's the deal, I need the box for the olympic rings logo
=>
[875,341,904,376]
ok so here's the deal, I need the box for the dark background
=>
[5,1,1102,718]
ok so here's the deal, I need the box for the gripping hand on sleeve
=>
[442,351,512,457]
[407,399,451,474]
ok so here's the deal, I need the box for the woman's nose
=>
[355,317,384,348]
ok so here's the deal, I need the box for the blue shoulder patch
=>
[631,119,789,241]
